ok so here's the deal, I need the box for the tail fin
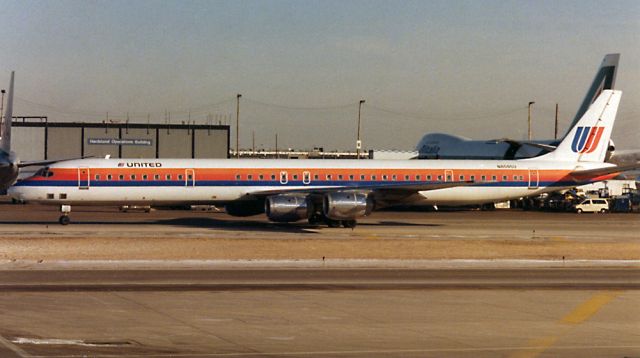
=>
[562,54,619,139]
[537,90,621,163]
[1,71,14,153]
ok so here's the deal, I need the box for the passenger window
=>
[437,175,442,181]
[47,193,54,199]
[392,175,397,181]
[178,175,184,180]
[271,174,277,180]
[416,175,421,180]
[492,175,497,181]
[259,174,264,180]
[481,175,486,181]
[59,193,67,199]
[382,175,388,181]
[503,175,508,181]
[107,174,113,181]
[143,174,148,180]
[247,175,252,180]
[95,174,100,180]
[360,175,366,180]
[314,174,319,180]
[404,175,410,181]
[513,175,518,181]
[427,175,432,181]
[338,175,343,180]
[371,175,377,180]
[470,175,475,181]
[131,174,136,180]
[119,175,124,180]
[166,174,171,180]
[459,175,465,181]
[326,174,332,180]
[349,175,354,180]
[293,174,299,180]
[154,174,159,180]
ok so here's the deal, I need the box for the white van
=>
[575,198,609,213]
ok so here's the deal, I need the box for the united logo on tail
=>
[571,126,604,153]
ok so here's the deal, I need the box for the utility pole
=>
[357,99,365,159]
[1,89,6,132]
[236,94,242,158]
[527,101,535,141]
[554,103,559,140]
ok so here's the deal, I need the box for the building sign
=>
[88,138,153,146]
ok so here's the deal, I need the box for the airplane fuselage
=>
[9,158,615,207]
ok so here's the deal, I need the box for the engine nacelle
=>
[265,194,311,222]
[225,200,265,217]
[323,191,373,221]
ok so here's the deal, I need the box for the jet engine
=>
[323,191,373,221]
[225,200,265,217]
[265,194,311,222]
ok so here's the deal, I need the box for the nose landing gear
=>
[59,205,71,225]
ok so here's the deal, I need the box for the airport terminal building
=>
[12,119,230,162]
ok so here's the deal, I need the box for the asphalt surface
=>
[0,268,639,357]
[0,202,638,357]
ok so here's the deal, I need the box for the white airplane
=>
[9,90,637,227]
[0,72,73,191]
[415,53,620,160]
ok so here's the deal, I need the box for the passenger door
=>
[78,167,90,190]
[185,169,195,187]
[528,169,539,189]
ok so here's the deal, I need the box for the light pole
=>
[0,89,5,130]
[236,94,242,158]
[357,99,365,158]
[527,101,535,141]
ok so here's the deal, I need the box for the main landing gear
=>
[59,205,71,225]
[308,215,358,228]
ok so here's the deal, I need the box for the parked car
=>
[575,198,609,213]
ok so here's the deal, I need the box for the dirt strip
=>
[1,236,638,261]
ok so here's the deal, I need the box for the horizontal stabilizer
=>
[570,162,640,179]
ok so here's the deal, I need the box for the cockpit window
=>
[35,167,54,177]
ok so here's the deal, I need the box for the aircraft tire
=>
[342,220,357,228]
[59,216,70,225]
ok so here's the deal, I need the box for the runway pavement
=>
[0,202,638,357]
[0,268,638,357]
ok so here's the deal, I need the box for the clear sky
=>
[1,0,638,151]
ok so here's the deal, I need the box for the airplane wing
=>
[490,138,557,152]
[246,180,475,197]
[569,162,640,179]
[18,157,94,168]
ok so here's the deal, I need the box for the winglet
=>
[1,71,14,153]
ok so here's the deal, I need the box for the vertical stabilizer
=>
[538,90,621,163]
[1,71,14,153]
[563,54,619,139]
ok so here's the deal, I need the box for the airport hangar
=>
[11,118,230,163]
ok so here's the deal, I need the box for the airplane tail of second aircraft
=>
[535,89,621,163]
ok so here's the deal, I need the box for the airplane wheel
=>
[327,219,341,228]
[342,220,357,228]
[59,216,70,225]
